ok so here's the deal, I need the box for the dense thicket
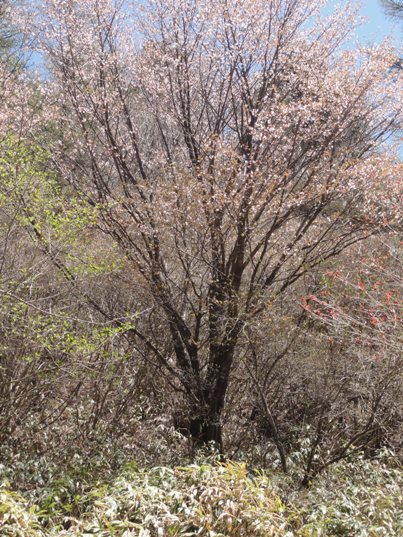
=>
[0,0,402,499]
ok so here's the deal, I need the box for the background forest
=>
[0,0,402,535]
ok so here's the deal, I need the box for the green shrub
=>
[295,451,403,537]
[0,483,45,537]
[0,452,401,536]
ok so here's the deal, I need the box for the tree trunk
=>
[189,412,223,453]
[188,343,238,454]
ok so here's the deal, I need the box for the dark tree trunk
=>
[188,343,238,454]
[189,413,223,453]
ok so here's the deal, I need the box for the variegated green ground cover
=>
[1,452,402,537]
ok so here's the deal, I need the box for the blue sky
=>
[324,0,402,47]
[358,0,402,45]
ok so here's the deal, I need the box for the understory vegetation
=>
[1,449,402,536]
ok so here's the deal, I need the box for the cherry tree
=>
[26,0,402,450]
